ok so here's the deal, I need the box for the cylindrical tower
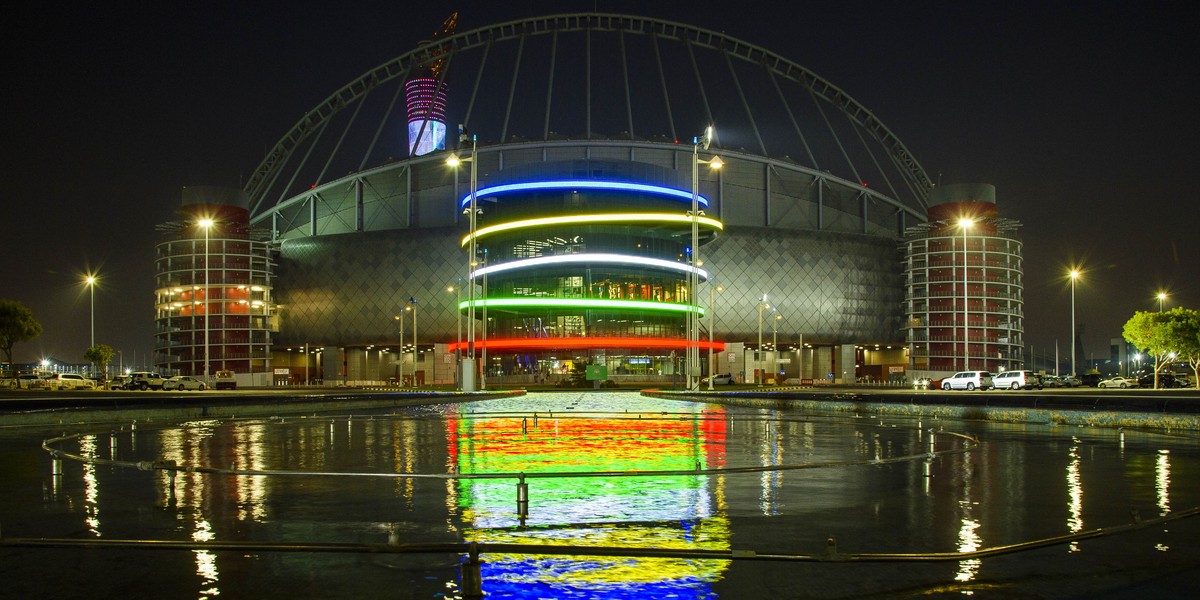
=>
[405,77,448,156]
[903,184,1024,374]
[155,186,276,377]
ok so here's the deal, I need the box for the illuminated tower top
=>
[406,12,458,156]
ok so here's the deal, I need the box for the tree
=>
[0,299,43,379]
[1171,308,1200,390]
[1123,308,1196,389]
[85,344,116,383]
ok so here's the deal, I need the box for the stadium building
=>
[154,13,1024,387]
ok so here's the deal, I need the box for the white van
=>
[46,373,96,390]
[941,371,994,391]
[993,370,1042,390]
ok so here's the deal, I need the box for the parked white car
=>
[45,373,96,390]
[941,371,994,391]
[993,370,1042,390]
[162,376,207,391]
[1098,376,1138,389]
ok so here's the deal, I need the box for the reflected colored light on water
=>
[955,453,980,583]
[954,517,982,582]
[454,407,729,598]
[232,423,270,522]
[759,415,781,516]
[1156,449,1170,516]
[1066,437,1084,552]
[80,435,102,537]
[193,519,220,598]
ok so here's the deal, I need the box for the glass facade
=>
[455,180,723,373]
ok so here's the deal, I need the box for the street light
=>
[84,275,96,349]
[1157,291,1167,312]
[773,312,781,385]
[198,217,214,383]
[408,296,418,387]
[958,218,974,370]
[393,307,409,386]
[690,126,723,390]
[449,283,461,389]
[1069,269,1080,377]
[757,294,769,386]
[447,135,479,391]
[707,284,724,390]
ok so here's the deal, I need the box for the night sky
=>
[4,1,1197,369]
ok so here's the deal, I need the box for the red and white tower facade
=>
[155,186,276,377]
[903,184,1024,374]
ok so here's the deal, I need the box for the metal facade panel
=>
[274,229,464,346]
[273,224,904,347]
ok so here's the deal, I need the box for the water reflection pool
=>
[2,391,1198,598]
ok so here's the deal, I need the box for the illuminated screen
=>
[408,119,446,156]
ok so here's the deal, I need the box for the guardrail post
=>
[162,459,178,504]
[461,542,483,599]
[51,453,62,477]
[516,474,529,522]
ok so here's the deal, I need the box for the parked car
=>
[941,371,994,391]
[701,373,734,385]
[162,375,207,391]
[1136,372,1183,388]
[1040,375,1063,388]
[16,373,47,389]
[1097,376,1138,389]
[1079,373,1102,387]
[45,373,96,390]
[1060,375,1082,388]
[214,370,237,390]
[127,371,166,390]
[993,370,1042,390]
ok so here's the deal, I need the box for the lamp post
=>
[198,218,214,383]
[84,275,96,349]
[957,218,973,370]
[481,250,488,390]
[408,297,418,387]
[394,305,413,386]
[449,283,461,389]
[690,126,722,390]
[1069,269,1080,377]
[757,294,769,386]
[1157,292,1167,312]
[773,312,781,385]
[447,135,478,391]
[707,284,723,390]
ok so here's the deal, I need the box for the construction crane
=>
[419,11,459,78]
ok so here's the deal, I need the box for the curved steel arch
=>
[245,12,933,216]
